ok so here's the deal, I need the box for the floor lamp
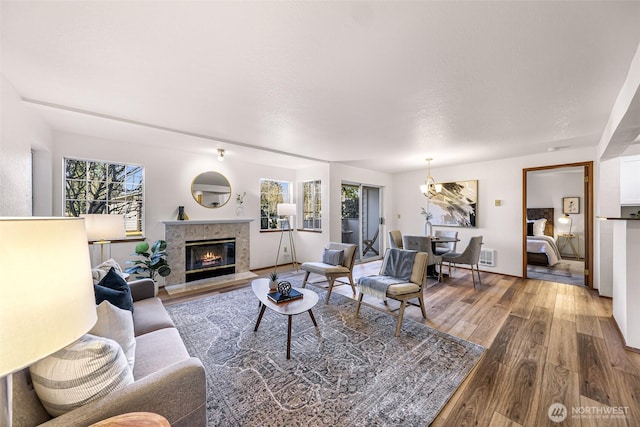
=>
[275,203,298,272]
[81,214,126,265]
[0,218,98,427]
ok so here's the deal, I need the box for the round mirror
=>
[191,171,232,208]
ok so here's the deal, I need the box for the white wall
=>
[0,76,52,215]
[392,147,597,277]
[51,131,333,281]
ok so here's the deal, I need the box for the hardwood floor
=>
[159,261,640,427]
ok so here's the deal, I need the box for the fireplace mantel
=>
[163,219,253,288]
[162,219,254,225]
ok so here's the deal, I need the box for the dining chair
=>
[441,236,483,287]
[434,230,458,255]
[402,235,442,282]
[388,230,403,249]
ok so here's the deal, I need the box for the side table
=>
[557,233,580,259]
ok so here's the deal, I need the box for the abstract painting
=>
[428,180,478,227]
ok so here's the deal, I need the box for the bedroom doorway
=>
[522,162,594,288]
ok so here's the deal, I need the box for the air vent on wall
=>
[479,248,496,267]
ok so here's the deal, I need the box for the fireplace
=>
[185,238,235,282]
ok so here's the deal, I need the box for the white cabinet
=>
[620,155,640,205]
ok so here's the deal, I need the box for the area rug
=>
[527,262,584,286]
[166,283,485,426]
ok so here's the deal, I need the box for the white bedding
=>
[527,235,561,266]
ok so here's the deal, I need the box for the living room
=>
[2,1,640,426]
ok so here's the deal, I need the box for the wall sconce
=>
[217,149,225,162]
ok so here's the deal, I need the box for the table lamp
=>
[81,214,126,264]
[559,213,573,235]
[0,217,97,427]
[274,203,298,272]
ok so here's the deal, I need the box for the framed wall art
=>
[427,180,478,227]
[562,197,580,214]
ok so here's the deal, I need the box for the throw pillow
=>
[94,267,134,312]
[322,248,344,266]
[89,301,136,370]
[533,218,547,236]
[92,259,126,285]
[526,221,534,236]
[29,334,134,417]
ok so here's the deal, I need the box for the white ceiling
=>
[2,1,640,173]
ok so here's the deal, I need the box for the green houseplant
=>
[125,240,171,280]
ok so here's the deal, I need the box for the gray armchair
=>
[441,236,483,287]
[402,235,442,282]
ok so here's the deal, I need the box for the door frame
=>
[522,161,594,288]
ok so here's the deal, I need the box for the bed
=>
[526,208,562,266]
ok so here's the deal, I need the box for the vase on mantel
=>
[424,221,433,237]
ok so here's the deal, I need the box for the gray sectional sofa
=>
[12,279,206,426]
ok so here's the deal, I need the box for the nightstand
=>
[557,233,580,259]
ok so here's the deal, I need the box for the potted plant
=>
[269,270,279,290]
[125,240,172,281]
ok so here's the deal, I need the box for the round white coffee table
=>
[251,278,319,359]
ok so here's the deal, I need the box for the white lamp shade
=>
[81,214,126,242]
[0,217,97,376]
[277,203,297,217]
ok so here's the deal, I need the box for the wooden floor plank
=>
[578,395,629,427]
[488,411,524,427]
[611,369,640,425]
[599,316,640,376]
[577,333,618,407]
[575,313,604,338]
[546,318,580,372]
[536,362,581,427]
[554,293,576,322]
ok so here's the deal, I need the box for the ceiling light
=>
[420,158,436,197]
[217,149,225,161]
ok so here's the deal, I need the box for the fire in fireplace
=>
[185,238,236,282]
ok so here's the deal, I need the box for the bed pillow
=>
[94,267,134,312]
[89,301,136,370]
[29,334,134,417]
[527,222,534,236]
[322,248,344,266]
[533,218,547,236]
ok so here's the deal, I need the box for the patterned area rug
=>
[166,283,485,426]
[527,261,584,286]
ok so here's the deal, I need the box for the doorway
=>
[522,162,593,288]
[341,183,382,262]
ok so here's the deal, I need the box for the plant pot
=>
[269,280,278,291]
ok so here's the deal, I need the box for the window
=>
[260,179,291,230]
[302,180,321,230]
[64,157,144,236]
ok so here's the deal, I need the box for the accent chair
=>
[434,229,459,255]
[301,242,357,304]
[355,249,428,336]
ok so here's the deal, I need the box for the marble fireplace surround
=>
[162,219,255,294]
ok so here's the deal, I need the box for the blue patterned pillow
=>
[322,249,344,266]
[94,267,134,312]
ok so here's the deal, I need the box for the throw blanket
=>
[526,235,561,266]
[358,249,416,299]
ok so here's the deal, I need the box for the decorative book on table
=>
[267,288,303,304]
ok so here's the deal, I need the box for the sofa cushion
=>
[133,328,190,380]
[29,334,134,417]
[133,297,175,336]
[89,301,136,370]
[94,267,134,312]
[300,261,350,275]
